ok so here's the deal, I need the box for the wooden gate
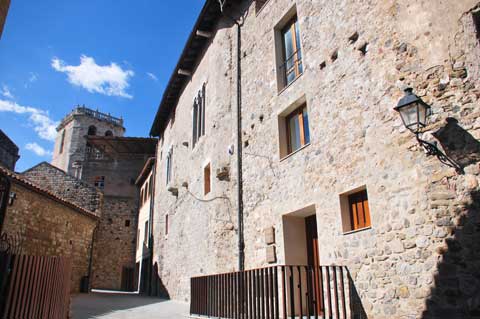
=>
[0,254,72,319]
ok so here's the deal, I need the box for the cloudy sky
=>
[0,0,204,171]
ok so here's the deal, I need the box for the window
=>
[125,220,130,227]
[59,130,65,154]
[144,221,148,244]
[286,104,310,154]
[340,187,371,233]
[166,148,173,185]
[204,163,211,195]
[105,130,113,137]
[255,0,269,14]
[192,84,206,148]
[136,230,140,250]
[165,214,169,236]
[144,181,149,203]
[280,15,303,87]
[473,10,480,41]
[87,125,97,136]
[94,176,105,189]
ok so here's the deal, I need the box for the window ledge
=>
[278,72,303,96]
[280,143,311,162]
[342,227,372,236]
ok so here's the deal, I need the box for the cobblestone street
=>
[71,293,189,319]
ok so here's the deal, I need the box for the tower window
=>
[94,176,105,189]
[125,220,130,227]
[87,125,97,136]
[105,130,113,137]
[59,130,66,154]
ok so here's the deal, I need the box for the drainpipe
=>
[148,157,156,295]
[218,0,245,271]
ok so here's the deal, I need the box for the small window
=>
[340,187,371,233]
[105,130,113,137]
[278,15,303,88]
[140,189,144,205]
[166,148,173,185]
[87,125,97,136]
[144,221,148,244]
[473,10,480,41]
[286,104,310,154]
[136,230,140,250]
[255,0,269,14]
[59,130,66,154]
[204,163,211,195]
[165,214,169,236]
[94,176,105,189]
[192,84,206,148]
[125,220,130,227]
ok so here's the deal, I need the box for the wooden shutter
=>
[204,164,211,195]
[348,190,371,230]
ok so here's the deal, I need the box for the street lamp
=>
[394,87,431,134]
[394,88,463,173]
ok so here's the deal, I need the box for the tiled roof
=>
[0,165,99,220]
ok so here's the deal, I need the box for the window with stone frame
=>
[94,176,105,189]
[166,147,173,185]
[192,83,206,149]
[278,14,303,88]
[340,187,372,233]
[286,103,310,154]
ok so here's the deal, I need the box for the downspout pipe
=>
[148,157,156,295]
[219,0,245,272]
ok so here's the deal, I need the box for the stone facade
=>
[0,167,98,294]
[22,161,102,214]
[149,0,480,318]
[0,0,10,39]
[0,129,19,170]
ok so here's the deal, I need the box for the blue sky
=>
[0,0,204,171]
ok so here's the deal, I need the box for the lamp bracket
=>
[416,134,463,174]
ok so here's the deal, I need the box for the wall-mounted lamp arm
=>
[416,134,463,174]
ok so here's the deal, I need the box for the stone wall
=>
[0,129,19,170]
[23,162,102,214]
[150,0,480,317]
[0,0,10,39]
[90,196,138,290]
[2,180,97,294]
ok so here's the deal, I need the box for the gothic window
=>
[87,125,97,136]
[166,148,173,185]
[192,84,206,148]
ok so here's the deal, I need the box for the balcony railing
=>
[190,265,351,319]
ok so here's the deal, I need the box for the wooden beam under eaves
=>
[196,30,213,38]
[178,69,192,77]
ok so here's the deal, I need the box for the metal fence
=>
[0,253,72,319]
[190,265,351,319]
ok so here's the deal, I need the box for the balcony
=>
[190,265,353,319]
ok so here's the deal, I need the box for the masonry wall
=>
[23,162,102,214]
[2,182,97,294]
[239,0,480,318]
[151,0,480,317]
[0,0,10,39]
[152,14,239,302]
[0,129,19,170]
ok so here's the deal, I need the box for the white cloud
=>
[147,72,158,81]
[29,72,38,83]
[51,55,134,99]
[25,143,53,157]
[1,85,14,99]
[0,99,58,141]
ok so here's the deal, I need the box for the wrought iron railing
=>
[190,265,351,319]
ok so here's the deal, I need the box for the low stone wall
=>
[2,181,97,294]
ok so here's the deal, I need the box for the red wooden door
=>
[305,215,322,315]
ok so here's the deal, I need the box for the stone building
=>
[0,166,98,293]
[0,0,10,39]
[49,106,157,291]
[0,129,19,170]
[148,0,480,318]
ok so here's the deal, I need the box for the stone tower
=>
[52,106,125,175]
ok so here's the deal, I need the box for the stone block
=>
[264,226,275,245]
[266,245,276,264]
